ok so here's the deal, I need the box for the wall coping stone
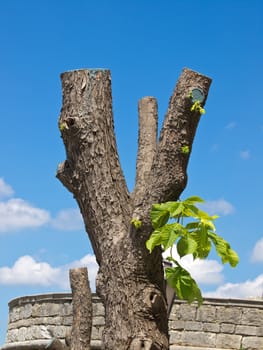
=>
[170,347,234,350]
[8,293,263,309]
[8,293,101,309]
[175,297,263,309]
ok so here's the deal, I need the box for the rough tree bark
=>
[69,267,92,350]
[57,68,212,350]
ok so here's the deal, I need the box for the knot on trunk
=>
[144,288,166,319]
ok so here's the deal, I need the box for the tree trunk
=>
[57,68,212,350]
[69,267,92,350]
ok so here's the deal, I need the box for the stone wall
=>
[169,298,263,350]
[2,293,263,350]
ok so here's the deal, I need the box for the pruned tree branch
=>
[133,97,158,207]
[150,68,212,203]
[57,69,131,261]
[69,267,92,350]
[133,68,212,223]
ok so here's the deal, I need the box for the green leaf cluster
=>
[146,196,239,305]
[191,101,206,114]
[59,121,69,131]
[181,145,190,154]
[166,262,203,306]
[130,218,142,229]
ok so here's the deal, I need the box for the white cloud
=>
[0,178,14,199]
[0,177,50,233]
[0,198,50,233]
[240,150,251,160]
[204,274,263,299]
[51,208,84,231]
[163,249,224,286]
[0,177,85,233]
[251,237,263,263]
[0,256,61,287]
[0,254,98,291]
[182,256,223,285]
[200,199,235,216]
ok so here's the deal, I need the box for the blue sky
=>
[0,0,263,344]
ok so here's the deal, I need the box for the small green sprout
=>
[190,101,206,115]
[59,122,69,132]
[188,89,206,115]
[181,145,190,154]
[131,218,142,229]
[188,91,193,99]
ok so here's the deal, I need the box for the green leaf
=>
[150,204,170,229]
[227,248,239,267]
[170,202,199,219]
[146,223,183,252]
[208,232,239,267]
[190,223,211,259]
[146,229,163,253]
[198,210,219,222]
[184,205,216,222]
[177,236,198,258]
[162,223,184,251]
[200,218,216,231]
[185,221,200,231]
[169,202,184,218]
[184,196,205,204]
[183,203,200,217]
[154,201,184,218]
[165,266,203,306]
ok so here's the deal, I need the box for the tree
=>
[57,68,212,350]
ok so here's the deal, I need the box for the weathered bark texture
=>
[57,68,212,350]
[133,97,158,204]
[69,267,92,350]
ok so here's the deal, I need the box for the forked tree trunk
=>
[57,68,211,350]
